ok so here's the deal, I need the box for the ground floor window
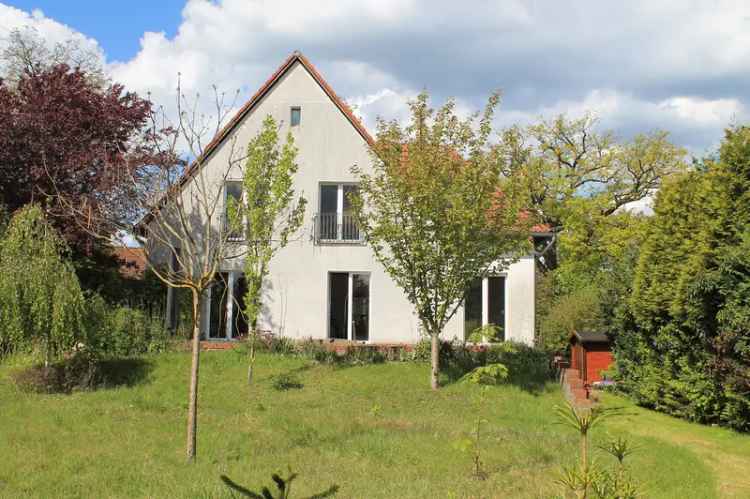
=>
[329,272,370,341]
[464,276,506,341]
[203,271,248,339]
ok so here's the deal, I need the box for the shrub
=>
[461,363,509,385]
[412,337,457,363]
[538,285,604,353]
[616,128,750,431]
[467,324,503,344]
[485,341,552,384]
[261,335,297,355]
[343,347,386,365]
[296,337,330,361]
[86,296,170,358]
[271,372,303,391]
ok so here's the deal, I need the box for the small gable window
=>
[290,106,301,126]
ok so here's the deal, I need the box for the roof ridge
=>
[172,51,373,192]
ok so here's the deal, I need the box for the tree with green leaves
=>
[617,125,750,431]
[352,92,531,390]
[504,114,686,352]
[0,205,86,363]
[234,115,307,383]
[498,113,686,231]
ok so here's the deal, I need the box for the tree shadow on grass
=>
[220,472,339,498]
[11,357,154,394]
[441,363,552,395]
[97,358,154,388]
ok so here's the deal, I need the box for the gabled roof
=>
[191,50,374,177]
[138,51,373,229]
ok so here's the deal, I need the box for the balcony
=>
[314,212,363,244]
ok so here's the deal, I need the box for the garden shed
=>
[570,331,614,384]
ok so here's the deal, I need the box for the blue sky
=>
[0,1,748,156]
[4,0,183,61]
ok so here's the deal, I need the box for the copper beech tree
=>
[352,92,532,390]
[0,64,151,253]
[52,75,246,461]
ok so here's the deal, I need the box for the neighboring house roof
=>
[531,223,553,234]
[113,246,146,279]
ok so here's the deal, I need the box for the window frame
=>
[290,106,301,127]
[316,182,363,244]
[224,180,244,241]
[326,270,372,342]
[463,274,508,343]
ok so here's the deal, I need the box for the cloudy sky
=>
[1,0,749,155]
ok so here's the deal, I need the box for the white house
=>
[162,52,544,345]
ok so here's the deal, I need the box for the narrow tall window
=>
[225,181,243,240]
[290,106,301,126]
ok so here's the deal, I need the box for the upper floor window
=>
[225,181,243,241]
[290,106,301,126]
[316,183,362,243]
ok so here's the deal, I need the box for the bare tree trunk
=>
[430,332,440,390]
[186,289,201,461]
[247,328,256,385]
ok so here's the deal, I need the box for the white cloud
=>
[0,4,105,67]
[2,0,750,154]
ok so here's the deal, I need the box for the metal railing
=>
[315,212,363,243]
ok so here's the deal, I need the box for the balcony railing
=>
[314,212,363,244]
[223,220,245,242]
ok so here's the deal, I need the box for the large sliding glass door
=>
[204,271,249,340]
[328,272,370,341]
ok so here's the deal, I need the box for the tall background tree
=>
[0,28,153,296]
[617,126,750,431]
[234,115,306,383]
[498,114,686,232]
[353,92,531,390]
[1,27,105,88]
[0,64,151,251]
[500,114,687,351]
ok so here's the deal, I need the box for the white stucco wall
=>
[183,59,536,345]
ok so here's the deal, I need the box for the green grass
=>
[0,352,748,498]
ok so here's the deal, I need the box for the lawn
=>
[0,351,748,498]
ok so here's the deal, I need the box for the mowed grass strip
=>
[0,351,746,498]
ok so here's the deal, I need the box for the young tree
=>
[233,115,307,383]
[352,92,531,390]
[0,205,86,363]
[52,79,244,461]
